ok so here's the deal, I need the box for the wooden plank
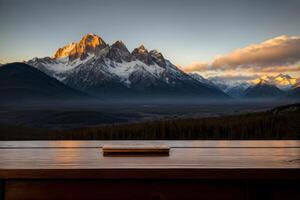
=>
[102,144,170,156]
[0,147,299,169]
[0,146,299,179]
[0,141,299,179]
[0,140,299,148]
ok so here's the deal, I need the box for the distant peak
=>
[276,73,291,79]
[149,49,158,54]
[112,40,126,47]
[251,74,297,89]
[149,49,163,57]
[257,79,271,85]
[137,44,147,51]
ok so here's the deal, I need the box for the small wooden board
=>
[102,144,170,156]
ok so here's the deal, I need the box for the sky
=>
[0,0,300,80]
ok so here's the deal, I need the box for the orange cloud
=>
[184,35,300,75]
[184,62,209,72]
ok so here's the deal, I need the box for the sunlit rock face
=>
[54,33,107,60]
[251,74,297,90]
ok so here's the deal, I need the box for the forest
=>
[0,103,299,140]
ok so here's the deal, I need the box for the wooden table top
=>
[0,140,299,179]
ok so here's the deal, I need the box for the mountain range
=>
[251,74,298,90]
[189,73,300,99]
[0,33,299,102]
[27,33,228,99]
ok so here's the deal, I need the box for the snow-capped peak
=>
[107,40,131,62]
[131,44,152,65]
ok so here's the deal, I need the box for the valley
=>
[0,102,299,140]
[0,100,291,130]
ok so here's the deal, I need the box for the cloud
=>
[183,62,209,72]
[208,74,258,81]
[184,35,300,74]
[256,65,300,73]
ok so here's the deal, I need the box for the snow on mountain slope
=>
[189,74,251,98]
[188,73,221,89]
[226,83,251,98]
[27,33,228,98]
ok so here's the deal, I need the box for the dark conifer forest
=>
[1,104,299,140]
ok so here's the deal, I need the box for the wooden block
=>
[102,144,170,156]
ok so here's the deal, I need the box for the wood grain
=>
[0,141,299,179]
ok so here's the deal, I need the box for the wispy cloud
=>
[208,74,259,81]
[184,62,209,72]
[184,35,300,77]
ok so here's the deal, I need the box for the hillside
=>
[0,63,89,103]
[243,80,285,99]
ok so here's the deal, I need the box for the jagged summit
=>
[78,33,106,48]
[113,40,126,47]
[131,44,152,65]
[149,50,166,68]
[136,44,147,51]
[52,34,170,66]
[54,33,107,60]
[257,79,271,85]
[107,40,131,62]
[52,34,167,67]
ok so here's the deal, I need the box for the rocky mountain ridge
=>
[28,33,228,99]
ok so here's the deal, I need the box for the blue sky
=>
[0,0,300,78]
